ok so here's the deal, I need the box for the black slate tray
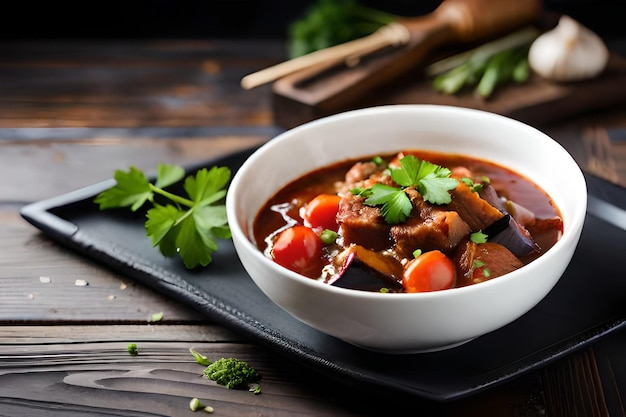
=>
[20,146,626,402]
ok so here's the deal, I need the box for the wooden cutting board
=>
[272,50,626,130]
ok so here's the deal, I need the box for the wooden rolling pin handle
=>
[432,0,543,42]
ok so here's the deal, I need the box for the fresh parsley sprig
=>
[351,155,459,224]
[94,164,231,269]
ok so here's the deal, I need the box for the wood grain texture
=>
[0,40,284,128]
[0,132,270,202]
[0,325,367,417]
[0,325,548,417]
[541,348,609,417]
[272,52,626,129]
[546,124,626,188]
[0,209,205,323]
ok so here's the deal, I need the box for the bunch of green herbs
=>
[288,0,395,58]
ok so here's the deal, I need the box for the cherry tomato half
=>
[402,250,456,293]
[303,194,342,232]
[272,225,323,277]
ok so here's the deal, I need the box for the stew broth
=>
[253,150,563,292]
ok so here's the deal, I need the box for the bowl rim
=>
[226,104,587,300]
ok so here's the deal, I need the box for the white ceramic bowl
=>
[226,105,587,354]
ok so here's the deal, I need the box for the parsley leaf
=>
[461,176,491,193]
[145,204,183,248]
[95,164,231,269]
[94,166,153,211]
[362,184,413,224]
[470,230,489,243]
[418,176,459,205]
[391,155,453,189]
[184,166,230,205]
[353,155,459,224]
[156,164,185,188]
[391,155,459,205]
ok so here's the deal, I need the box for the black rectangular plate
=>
[20,147,626,402]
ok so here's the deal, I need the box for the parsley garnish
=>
[354,183,414,224]
[470,230,488,244]
[472,260,485,269]
[94,164,231,269]
[461,176,491,193]
[371,156,384,166]
[472,259,491,277]
[351,155,459,224]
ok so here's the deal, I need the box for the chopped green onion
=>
[320,229,338,244]
[470,231,488,244]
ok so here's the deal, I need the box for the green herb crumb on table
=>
[190,348,261,394]
[127,343,138,356]
[189,398,214,413]
[149,311,164,322]
[203,358,261,391]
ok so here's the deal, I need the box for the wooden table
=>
[0,39,624,417]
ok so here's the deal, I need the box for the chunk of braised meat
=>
[524,216,564,259]
[338,161,395,195]
[337,193,392,251]
[391,188,471,259]
[447,182,505,231]
[344,161,380,186]
[452,239,523,287]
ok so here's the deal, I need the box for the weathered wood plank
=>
[0,132,270,203]
[0,325,547,417]
[0,209,206,323]
[0,325,407,417]
[0,330,365,416]
[0,40,285,128]
[0,324,238,343]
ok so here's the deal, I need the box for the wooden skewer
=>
[240,22,411,90]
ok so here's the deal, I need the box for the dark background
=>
[4,0,624,40]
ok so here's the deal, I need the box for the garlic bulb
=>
[528,15,609,82]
